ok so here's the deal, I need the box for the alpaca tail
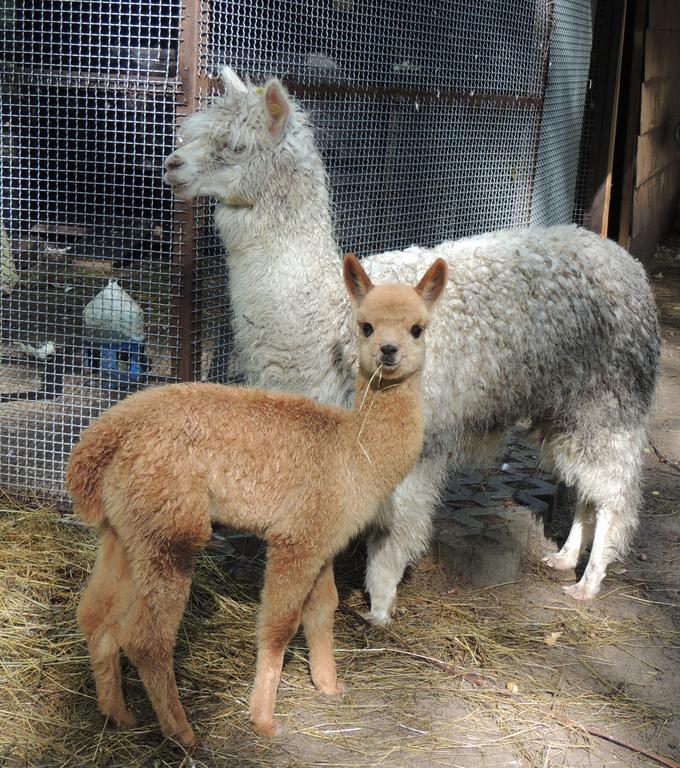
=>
[65,420,122,525]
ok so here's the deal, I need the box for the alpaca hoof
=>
[361,610,392,627]
[252,719,281,738]
[562,582,597,601]
[186,738,205,755]
[110,708,138,729]
[542,552,577,572]
[162,723,197,747]
[177,728,197,747]
[317,678,346,698]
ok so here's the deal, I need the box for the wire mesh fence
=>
[1,0,599,500]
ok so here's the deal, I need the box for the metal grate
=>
[311,95,543,254]
[199,0,594,256]
[0,4,183,501]
[202,0,549,95]
[5,2,180,82]
[1,0,598,499]
[531,0,592,226]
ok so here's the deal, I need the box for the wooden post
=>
[586,0,628,237]
[174,0,201,382]
[616,0,648,248]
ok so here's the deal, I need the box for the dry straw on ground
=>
[0,496,677,767]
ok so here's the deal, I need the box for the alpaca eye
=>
[220,139,246,154]
[410,324,423,338]
[361,323,374,337]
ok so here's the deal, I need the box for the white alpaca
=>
[164,70,660,622]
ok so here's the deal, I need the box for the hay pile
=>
[0,498,676,767]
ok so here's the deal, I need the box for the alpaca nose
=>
[165,153,184,170]
[380,344,399,357]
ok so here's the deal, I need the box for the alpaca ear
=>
[220,66,247,95]
[415,258,448,309]
[263,79,290,139]
[343,253,373,308]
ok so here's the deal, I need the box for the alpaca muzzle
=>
[379,343,400,368]
[165,153,185,171]
[163,153,190,192]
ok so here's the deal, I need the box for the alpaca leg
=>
[365,454,447,624]
[78,526,137,729]
[547,424,644,600]
[250,548,324,737]
[543,500,595,571]
[121,569,195,745]
[105,488,211,745]
[563,490,638,600]
[301,560,343,697]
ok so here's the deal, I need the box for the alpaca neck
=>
[214,142,339,269]
[349,370,425,500]
[213,139,355,404]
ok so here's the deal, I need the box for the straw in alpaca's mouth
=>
[379,356,401,372]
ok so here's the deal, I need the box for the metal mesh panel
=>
[198,0,553,256]
[198,0,595,255]
[0,6,183,501]
[4,2,180,82]
[202,0,549,95]
[530,0,592,225]
[310,95,542,254]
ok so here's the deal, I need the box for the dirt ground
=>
[1,237,679,768]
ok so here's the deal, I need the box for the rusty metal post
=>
[174,0,202,382]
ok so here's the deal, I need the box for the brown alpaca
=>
[66,254,448,745]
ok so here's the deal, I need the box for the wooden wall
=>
[629,0,680,261]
